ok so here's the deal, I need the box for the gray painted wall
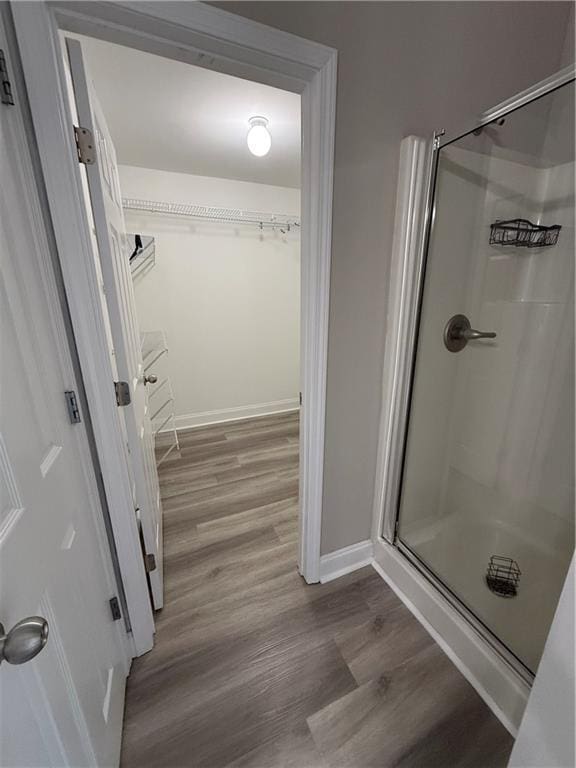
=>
[216,1,573,555]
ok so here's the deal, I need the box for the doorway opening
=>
[11,2,336,761]
[14,0,335,662]
[62,29,302,615]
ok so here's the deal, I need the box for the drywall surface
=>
[68,32,301,187]
[509,556,575,768]
[216,0,573,554]
[121,165,300,427]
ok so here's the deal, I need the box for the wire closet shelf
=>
[122,198,300,231]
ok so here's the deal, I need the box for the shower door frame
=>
[373,64,576,694]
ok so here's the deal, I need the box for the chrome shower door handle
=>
[444,314,497,352]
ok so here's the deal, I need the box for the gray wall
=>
[216,1,573,555]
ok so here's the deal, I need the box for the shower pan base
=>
[372,537,532,735]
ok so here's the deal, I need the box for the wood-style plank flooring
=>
[121,412,513,767]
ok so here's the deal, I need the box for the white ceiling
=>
[69,34,301,188]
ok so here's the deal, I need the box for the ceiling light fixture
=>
[247,116,271,157]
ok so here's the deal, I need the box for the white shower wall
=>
[397,148,487,532]
[445,151,572,671]
[444,150,574,546]
[120,166,301,428]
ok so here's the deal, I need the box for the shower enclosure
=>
[391,73,574,680]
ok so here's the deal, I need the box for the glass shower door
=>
[396,79,575,675]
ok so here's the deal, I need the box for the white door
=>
[65,39,164,609]
[0,27,128,768]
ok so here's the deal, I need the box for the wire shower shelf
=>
[485,555,521,598]
[490,218,561,248]
[123,198,300,231]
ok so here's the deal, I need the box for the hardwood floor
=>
[120,412,513,768]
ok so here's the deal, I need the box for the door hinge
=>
[144,553,156,573]
[433,129,446,150]
[109,597,122,621]
[73,125,96,165]
[0,50,14,106]
[114,381,131,406]
[64,390,82,424]
[299,391,302,406]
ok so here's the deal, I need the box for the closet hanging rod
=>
[122,198,300,230]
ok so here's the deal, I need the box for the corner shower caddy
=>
[486,555,521,598]
[489,218,561,248]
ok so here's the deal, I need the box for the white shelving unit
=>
[142,330,167,370]
[141,330,180,467]
[129,234,156,279]
[123,198,300,232]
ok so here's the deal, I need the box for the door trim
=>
[11,0,336,651]
[10,2,155,656]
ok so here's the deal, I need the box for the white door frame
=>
[12,0,336,654]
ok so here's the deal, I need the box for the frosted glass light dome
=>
[247,117,271,157]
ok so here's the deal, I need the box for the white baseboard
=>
[372,538,530,736]
[320,539,374,583]
[170,398,300,432]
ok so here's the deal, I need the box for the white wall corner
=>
[319,539,374,583]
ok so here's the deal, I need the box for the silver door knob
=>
[444,314,497,353]
[143,374,157,385]
[0,616,49,665]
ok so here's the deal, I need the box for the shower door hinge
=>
[64,390,82,424]
[144,553,156,573]
[433,129,446,150]
[0,50,15,106]
[114,380,131,406]
[299,391,302,406]
[73,125,96,165]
